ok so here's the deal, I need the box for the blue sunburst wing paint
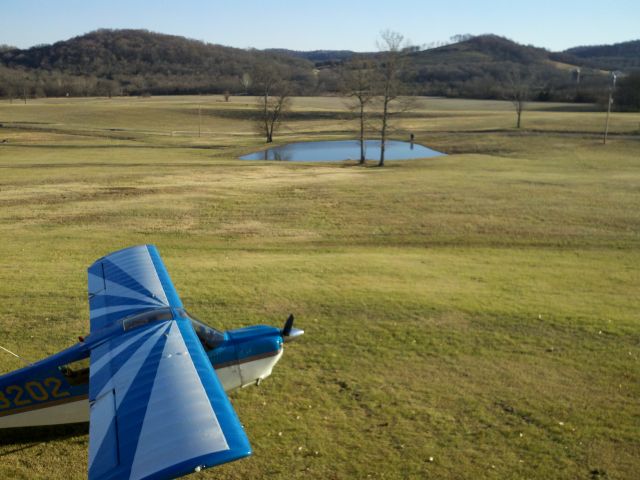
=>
[88,245,181,333]
[87,245,252,480]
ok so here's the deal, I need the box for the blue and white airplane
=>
[0,245,303,480]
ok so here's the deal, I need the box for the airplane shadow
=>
[0,423,88,451]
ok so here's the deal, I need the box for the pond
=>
[239,140,445,162]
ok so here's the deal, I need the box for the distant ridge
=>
[264,49,357,66]
[563,39,640,70]
[419,34,550,63]
[0,29,316,95]
[399,35,605,100]
[0,29,635,101]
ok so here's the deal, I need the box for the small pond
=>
[240,140,444,162]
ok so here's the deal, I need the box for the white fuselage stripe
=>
[0,398,89,428]
[0,354,283,428]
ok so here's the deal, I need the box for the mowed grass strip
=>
[0,96,638,479]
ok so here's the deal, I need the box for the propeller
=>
[281,314,304,342]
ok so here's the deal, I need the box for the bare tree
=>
[1,79,17,104]
[603,71,618,145]
[240,72,252,94]
[506,69,533,129]
[376,30,407,167]
[253,64,291,143]
[341,58,375,164]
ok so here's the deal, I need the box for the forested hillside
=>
[563,39,640,70]
[0,29,637,106]
[402,35,607,101]
[0,29,318,97]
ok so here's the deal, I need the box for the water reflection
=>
[241,140,444,162]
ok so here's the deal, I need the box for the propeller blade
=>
[282,314,294,337]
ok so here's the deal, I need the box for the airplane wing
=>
[87,245,183,333]
[87,246,251,480]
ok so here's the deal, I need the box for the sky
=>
[1,0,638,52]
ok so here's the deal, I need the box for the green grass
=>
[0,95,639,479]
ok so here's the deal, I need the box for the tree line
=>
[1,29,638,110]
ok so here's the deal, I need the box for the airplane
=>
[0,245,303,480]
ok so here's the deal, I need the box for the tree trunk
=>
[263,91,270,142]
[603,91,613,144]
[267,107,276,143]
[379,97,389,167]
[359,102,365,164]
[516,106,522,129]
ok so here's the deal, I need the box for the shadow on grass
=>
[0,423,88,450]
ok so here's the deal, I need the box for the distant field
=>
[0,96,639,479]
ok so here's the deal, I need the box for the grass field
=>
[0,95,639,479]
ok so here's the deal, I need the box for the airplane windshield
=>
[175,308,225,351]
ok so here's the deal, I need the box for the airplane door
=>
[210,344,242,391]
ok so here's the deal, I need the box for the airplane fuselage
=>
[0,320,284,429]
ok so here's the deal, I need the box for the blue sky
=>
[1,0,638,52]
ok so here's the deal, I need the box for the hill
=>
[415,34,550,65]
[562,39,640,70]
[0,30,634,102]
[0,29,317,97]
[402,35,606,101]
[265,49,357,67]
[268,35,608,102]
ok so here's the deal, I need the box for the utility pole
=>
[603,72,617,145]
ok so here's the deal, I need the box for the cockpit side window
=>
[175,308,225,351]
[191,319,225,351]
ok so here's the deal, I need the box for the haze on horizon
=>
[1,0,638,52]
